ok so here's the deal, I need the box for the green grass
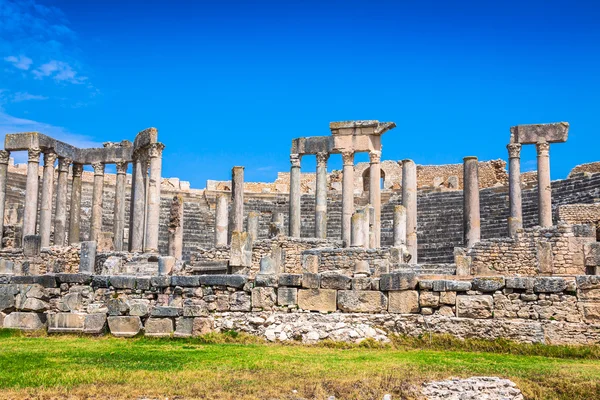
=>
[0,329,598,399]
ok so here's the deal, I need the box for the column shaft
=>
[39,152,57,247]
[54,158,71,246]
[68,164,83,244]
[229,166,244,242]
[168,194,184,259]
[537,141,552,227]
[315,152,329,239]
[130,156,147,252]
[393,205,407,247]
[463,156,481,248]
[341,151,355,247]
[0,151,10,248]
[215,193,229,246]
[90,163,105,242]
[402,159,417,263]
[23,148,41,239]
[145,143,164,252]
[288,154,301,237]
[507,143,523,236]
[113,162,128,251]
[369,151,381,248]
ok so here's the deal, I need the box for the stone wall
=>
[0,246,80,275]
[557,204,600,225]
[1,273,599,345]
[569,162,600,177]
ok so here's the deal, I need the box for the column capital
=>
[116,161,128,174]
[316,151,329,167]
[57,158,72,172]
[148,143,165,158]
[43,151,57,166]
[536,141,550,156]
[290,153,301,168]
[72,163,84,177]
[92,162,105,176]
[507,143,522,159]
[341,151,354,166]
[28,148,41,162]
[0,150,10,165]
[369,151,381,164]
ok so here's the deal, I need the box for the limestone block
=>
[230,292,251,311]
[145,318,174,337]
[0,312,4,327]
[129,299,150,317]
[0,285,17,311]
[0,259,14,275]
[301,254,319,273]
[151,306,182,317]
[255,274,278,288]
[302,273,320,289]
[388,290,419,314]
[108,316,142,337]
[11,275,56,287]
[259,256,278,274]
[230,231,252,267]
[536,242,553,274]
[84,314,107,334]
[198,275,247,289]
[448,176,459,189]
[578,288,600,301]
[432,280,472,292]
[183,304,209,317]
[48,313,85,333]
[79,241,97,274]
[419,292,439,308]
[440,291,457,305]
[297,289,336,312]
[584,242,600,266]
[320,274,352,290]
[506,277,535,291]
[107,298,129,316]
[252,287,276,310]
[352,277,372,291]
[56,273,93,285]
[3,312,46,331]
[192,317,214,336]
[151,276,171,288]
[174,317,193,337]
[576,275,600,290]
[87,303,108,314]
[20,298,49,312]
[472,277,505,292]
[456,295,493,319]
[379,272,418,291]
[454,253,472,276]
[97,232,114,252]
[171,275,200,287]
[278,274,302,287]
[158,256,176,276]
[101,256,122,275]
[277,287,298,306]
[534,277,567,293]
[337,290,387,313]
[437,306,455,317]
[23,235,41,256]
[580,303,600,321]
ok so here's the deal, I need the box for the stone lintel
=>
[510,122,569,144]
[133,127,158,151]
[291,136,331,156]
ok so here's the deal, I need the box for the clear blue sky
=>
[1,0,599,187]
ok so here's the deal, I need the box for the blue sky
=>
[1,0,599,187]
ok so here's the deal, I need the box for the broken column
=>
[269,212,285,238]
[314,151,329,239]
[215,193,229,246]
[507,142,523,237]
[23,148,41,239]
[90,162,105,242]
[39,151,57,247]
[463,156,481,248]
[113,161,128,251]
[54,158,70,246]
[288,154,301,237]
[341,151,355,247]
[247,211,259,243]
[537,141,552,227]
[79,241,97,274]
[393,205,407,247]
[369,151,382,248]
[402,159,417,263]
[168,194,184,259]
[68,164,83,244]
[130,155,147,252]
[145,143,164,253]
[229,166,244,243]
[0,150,9,248]
[351,207,368,247]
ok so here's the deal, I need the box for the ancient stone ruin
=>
[0,120,599,345]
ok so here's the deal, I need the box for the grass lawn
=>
[0,329,598,399]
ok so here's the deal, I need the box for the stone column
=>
[215,193,229,246]
[130,155,147,252]
[369,151,382,248]
[145,143,164,253]
[537,141,552,227]
[507,143,523,237]
[90,162,105,242]
[53,158,71,246]
[247,211,259,243]
[315,151,329,239]
[168,194,184,259]
[402,159,417,263]
[39,152,57,247]
[229,166,244,242]
[341,151,355,247]
[288,154,302,237]
[463,156,481,248]
[351,208,367,247]
[0,151,10,248]
[113,161,128,251]
[68,164,83,244]
[393,205,407,247]
[23,148,41,239]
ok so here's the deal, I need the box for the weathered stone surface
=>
[440,291,457,305]
[23,235,41,256]
[277,287,298,306]
[576,275,600,290]
[506,277,535,290]
[302,273,320,289]
[11,275,57,288]
[199,275,247,289]
[337,290,387,313]
[174,317,193,337]
[128,299,150,317]
[581,303,600,321]
[255,274,278,288]
[297,289,336,312]
[352,277,372,291]
[379,272,418,291]
[0,260,14,275]
[107,298,129,316]
[48,313,85,333]
[20,297,49,312]
[456,295,493,319]
[388,290,419,314]
[421,377,524,400]
[108,276,136,289]
[252,287,276,310]
[432,280,472,292]
[534,277,567,293]
[230,292,251,311]
[3,312,46,331]
[62,293,82,311]
[150,276,171,288]
[107,316,142,337]
[278,274,302,287]
[151,306,182,317]
[84,313,107,334]
[473,277,505,292]
[92,275,110,288]
[192,317,214,336]
[79,241,97,274]
[158,256,176,276]
[183,304,209,317]
[0,285,16,311]
[419,291,440,308]
[171,275,200,287]
[55,273,92,285]
[320,273,352,290]
[144,318,174,337]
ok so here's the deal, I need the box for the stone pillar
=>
[393,205,407,247]
[90,162,105,242]
[130,155,147,252]
[315,151,329,239]
[23,148,41,239]
[229,166,244,242]
[145,143,164,253]
[215,193,229,246]
[351,208,367,247]
[341,151,355,247]
[53,158,71,246]
[463,156,481,248]
[402,159,417,263]
[369,151,382,248]
[168,194,184,259]
[68,164,83,244]
[537,141,552,227]
[507,143,523,237]
[39,152,57,247]
[0,151,10,248]
[113,161,128,251]
[289,154,301,237]
[247,211,259,243]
